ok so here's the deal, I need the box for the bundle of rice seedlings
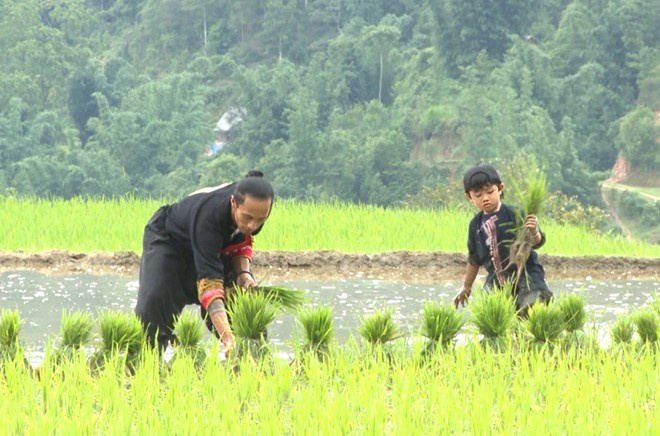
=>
[523,303,565,346]
[358,309,401,349]
[226,290,276,362]
[53,310,94,363]
[420,301,464,357]
[557,294,587,333]
[508,165,548,287]
[0,309,24,364]
[252,285,307,312]
[632,309,658,345]
[470,288,517,349]
[89,310,146,372]
[171,310,207,370]
[556,293,588,348]
[297,306,334,359]
[650,292,660,319]
[611,315,634,345]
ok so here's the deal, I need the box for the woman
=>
[135,170,274,351]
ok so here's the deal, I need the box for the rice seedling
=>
[53,310,95,363]
[0,309,23,364]
[89,310,145,373]
[226,290,276,362]
[556,294,587,333]
[420,301,464,358]
[523,303,565,346]
[650,292,660,319]
[171,310,207,370]
[296,306,334,358]
[358,309,401,347]
[507,162,548,287]
[611,315,635,345]
[469,287,517,349]
[554,293,589,349]
[632,309,658,345]
[252,285,307,312]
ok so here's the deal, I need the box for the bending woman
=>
[135,170,274,352]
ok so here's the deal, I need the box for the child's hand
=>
[524,215,542,244]
[453,288,471,308]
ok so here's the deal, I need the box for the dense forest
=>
[0,0,658,210]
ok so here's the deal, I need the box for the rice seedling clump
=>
[297,306,334,358]
[171,310,207,369]
[54,310,94,363]
[226,290,276,362]
[523,303,565,345]
[632,309,658,345]
[358,309,401,347]
[89,310,145,372]
[556,294,587,333]
[469,288,517,348]
[611,315,635,345]
[0,309,23,363]
[420,301,464,357]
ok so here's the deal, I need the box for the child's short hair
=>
[463,164,502,192]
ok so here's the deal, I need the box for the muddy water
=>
[1,270,658,360]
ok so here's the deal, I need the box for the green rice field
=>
[0,196,658,257]
[1,196,658,433]
[1,342,657,434]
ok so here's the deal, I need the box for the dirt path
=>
[601,187,633,240]
[1,250,658,283]
[601,181,660,202]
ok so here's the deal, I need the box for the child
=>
[453,163,553,316]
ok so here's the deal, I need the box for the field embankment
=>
[1,249,658,282]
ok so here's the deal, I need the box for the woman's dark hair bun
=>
[245,170,264,178]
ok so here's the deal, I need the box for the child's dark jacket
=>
[467,203,550,294]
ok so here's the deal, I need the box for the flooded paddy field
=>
[1,270,657,363]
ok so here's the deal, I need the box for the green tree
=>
[231,61,301,167]
[616,106,659,172]
[261,0,302,61]
[427,0,541,77]
[360,21,401,103]
[0,0,77,110]
[86,72,211,195]
[555,63,620,171]
[260,88,343,199]
[128,0,223,71]
[67,65,101,145]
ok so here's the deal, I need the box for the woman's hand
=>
[220,330,235,357]
[236,270,257,288]
[208,301,235,356]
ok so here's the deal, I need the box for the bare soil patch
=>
[0,250,658,283]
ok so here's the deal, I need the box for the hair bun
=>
[245,170,264,178]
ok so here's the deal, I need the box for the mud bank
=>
[0,250,658,283]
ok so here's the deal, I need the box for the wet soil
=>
[0,250,658,283]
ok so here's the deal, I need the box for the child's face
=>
[466,183,503,214]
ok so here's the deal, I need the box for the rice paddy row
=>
[1,288,658,434]
[1,196,658,257]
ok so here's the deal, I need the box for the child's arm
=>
[454,263,480,308]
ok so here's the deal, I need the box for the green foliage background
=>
[0,0,658,209]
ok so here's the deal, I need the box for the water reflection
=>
[1,270,658,355]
